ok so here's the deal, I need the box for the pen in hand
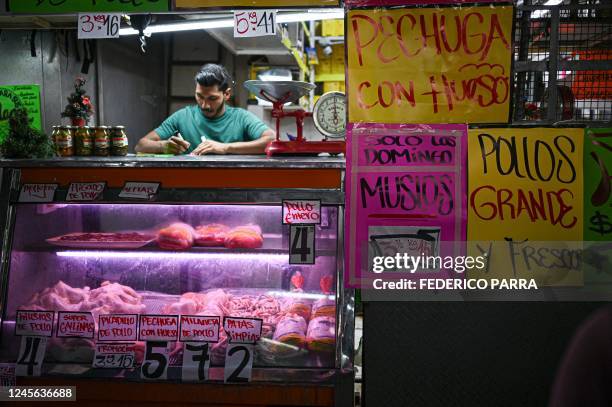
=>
[167,131,190,154]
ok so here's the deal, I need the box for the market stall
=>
[0,155,354,406]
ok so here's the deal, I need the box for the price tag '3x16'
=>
[78,13,121,39]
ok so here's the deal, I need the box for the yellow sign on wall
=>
[347,6,513,124]
[176,0,338,7]
[467,128,584,285]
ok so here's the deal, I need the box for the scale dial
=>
[313,91,346,139]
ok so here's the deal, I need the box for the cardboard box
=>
[321,19,344,37]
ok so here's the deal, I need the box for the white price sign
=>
[66,182,105,201]
[119,182,160,200]
[283,200,321,224]
[182,342,211,382]
[224,343,254,383]
[233,10,276,38]
[289,225,316,264]
[16,336,47,377]
[18,184,57,203]
[15,311,54,337]
[140,341,170,381]
[93,343,135,369]
[78,13,121,39]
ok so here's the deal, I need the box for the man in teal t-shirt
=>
[135,64,274,155]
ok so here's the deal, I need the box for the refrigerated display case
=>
[0,156,353,407]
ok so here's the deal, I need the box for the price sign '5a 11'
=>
[234,10,276,38]
[78,13,121,39]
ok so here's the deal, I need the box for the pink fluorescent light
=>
[56,251,287,260]
[265,290,334,300]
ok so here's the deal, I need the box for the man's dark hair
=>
[195,64,233,92]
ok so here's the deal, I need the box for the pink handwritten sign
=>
[223,317,263,344]
[56,311,95,338]
[345,123,467,288]
[346,0,510,7]
[15,310,54,337]
[179,315,221,342]
[98,314,139,342]
[138,315,179,341]
[282,200,322,224]
[67,182,105,201]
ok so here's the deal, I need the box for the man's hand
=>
[191,140,229,155]
[161,136,191,155]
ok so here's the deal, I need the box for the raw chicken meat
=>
[199,289,230,317]
[162,290,227,317]
[224,225,264,249]
[163,298,198,315]
[52,280,90,304]
[22,281,90,312]
[194,224,229,247]
[319,275,334,295]
[21,280,146,316]
[81,281,146,316]
[157,222,195,250]
[291,271,305,291]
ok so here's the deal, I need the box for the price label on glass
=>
[289,225,315,264]
[224,343,254,383]
[18,184,57,203]
[182,342,211,382]
[15,336,47,377]
[93,344,135,369]
[140,341,170,381]
[78,13,121,39]
[233,10,276,38]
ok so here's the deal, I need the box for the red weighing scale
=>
[244,80,346,156]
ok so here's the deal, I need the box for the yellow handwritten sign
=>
[467,128,584,286]
[176,0,338,7]
[347,6,513,124]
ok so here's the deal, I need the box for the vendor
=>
[135,64,275,155]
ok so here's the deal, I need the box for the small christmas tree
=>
[0,108,54,158]
[61,77,93,123]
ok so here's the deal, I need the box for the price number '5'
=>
[234,10,276,37]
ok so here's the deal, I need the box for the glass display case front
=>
[0,202,342,380]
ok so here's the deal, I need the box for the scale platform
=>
[244,80,315,104]
[244,80,345,156]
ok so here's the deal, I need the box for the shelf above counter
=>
[0,154,346,169]
[18,237,339,257]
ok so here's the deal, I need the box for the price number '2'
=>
[224,344,255,383]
